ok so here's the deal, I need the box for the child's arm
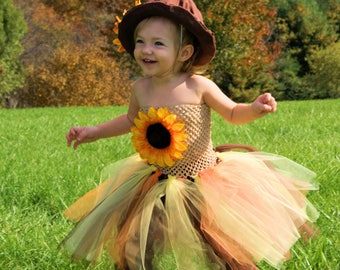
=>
[229,93,277,124]
[201,76,276,125]
[66,114,134,150]
[66,88,139,150]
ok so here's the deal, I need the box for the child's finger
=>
[66,127,79,146]
[66,133,73,147]
[73,140,80,150]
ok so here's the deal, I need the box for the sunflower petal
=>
[174,141,188,151]
[164,114,177,126]
[171,122,185,131]
[157,107,169,119]
[147,107,158,119]
[171,152,183,160]
[163,153,175,167]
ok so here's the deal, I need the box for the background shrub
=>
[270,0,339,100]
[0,0,26,103]
[304,41,340,99]
[20,43,131,107]
[2,0,339,107]
[185,0,281,101]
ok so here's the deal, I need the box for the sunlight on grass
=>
[0,100,339,269]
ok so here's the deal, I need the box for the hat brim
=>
[118,2,215,66]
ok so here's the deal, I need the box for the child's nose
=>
[142,44,152,54]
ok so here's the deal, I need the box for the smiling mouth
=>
[143,59,156,64]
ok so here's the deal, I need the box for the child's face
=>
[134,17,181,77]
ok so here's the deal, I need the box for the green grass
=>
[0,99,339,269]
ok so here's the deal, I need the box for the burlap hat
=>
[118,0,216,66]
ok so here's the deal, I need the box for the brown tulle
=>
[111,170,162,269]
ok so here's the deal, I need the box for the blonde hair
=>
[177,24,201,73]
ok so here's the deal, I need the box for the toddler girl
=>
[62,1,318,269]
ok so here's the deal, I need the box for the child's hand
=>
[252,93,277,115]
[66,126,99,150]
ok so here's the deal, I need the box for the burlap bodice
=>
[141,104,217,177]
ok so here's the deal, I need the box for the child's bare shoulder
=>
[133,76,151,88]
[189,74,219,92]
[131,77,152,94]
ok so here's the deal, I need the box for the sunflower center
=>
[146,123,171,149]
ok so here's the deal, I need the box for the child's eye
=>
[155,41,164,46]
[136,39,144,44]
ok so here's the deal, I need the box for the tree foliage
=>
[305,41,340,98]
[195,0,281,101]
[0,0,26,99]
[270,0,339,100]
[3,0,339,108]
[21,43,130,107]
[10,0,131,108]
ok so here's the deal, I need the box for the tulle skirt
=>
[61,152,318,270]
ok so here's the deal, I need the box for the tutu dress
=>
[61,104,319,270]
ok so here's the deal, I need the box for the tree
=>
[270,0,339,100]
[13,0,132,107]
[97,0,143,80]
[0,0,26,103]
[14,0,88,70]
[316,0,340,36]
[21,43,131,107]
[190,0,281,101]
[305,41,340,98]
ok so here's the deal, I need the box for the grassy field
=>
[0,99,339,269]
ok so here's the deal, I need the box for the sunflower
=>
[113,0,142,52]
[131,107,188,167]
